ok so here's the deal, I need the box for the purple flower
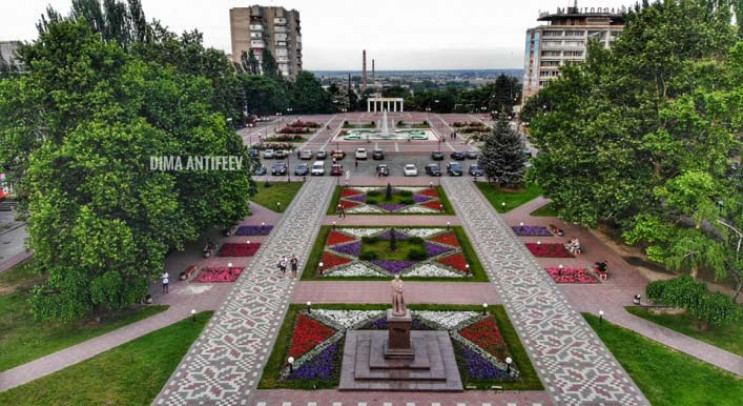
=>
[288,343,338,381]
[363,316,431,330]
[377,204,406,212]
[462,347,511,380]
[369,260,417,274]
[330,241,361,257]
[346,194,367,203]
[425,242,453,257]
[413,194,431,203]
[377,229,410,240]
[236,225,273,236]
[511,225,552,237]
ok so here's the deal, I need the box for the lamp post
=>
[506,357,513,374]
[288,356,295,373]
[482,302,488,315]
[429,181,433,189]
[228,262,233,268]
[446,221,451,230]
[501,202,506,210]
[287,150,291,183]
[276,202,281,212]
[599,310,604,324]
[465,263,470,274]
[191,309,197,322]
[306,301,312,313]
[332,221,336,229]
[318,261,324,275]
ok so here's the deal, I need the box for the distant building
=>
[522,4,625,100]
[230,5,302,80]
[0,41,21,65]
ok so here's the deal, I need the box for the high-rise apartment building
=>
[0,41,21,64]
[522,5,626,100]
[230,5,302,80]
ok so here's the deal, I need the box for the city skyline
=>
[3,0,639,70]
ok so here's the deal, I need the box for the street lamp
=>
[506,357,513,374]
[446,221,451,230]
[276,202,281,212]
[332,220,337,228]
[306,301,312,313]
[288,356,295,373]
[465,263,470,273]
[599,310,604,324]
[482,302,488,314]
[228,262,233,268]
[191,309,197,322]
[318,261,324,275]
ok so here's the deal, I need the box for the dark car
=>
[271,162,288,176]
[330,164,343,176]
[431,151,444,161]
[447,161,463,176]
[469,164,484,177]
[372,149,385,160]
[465,150,478,160]
[316,150,328,160]
[376,164,390,177]
[294,163,309,176]
[253,165,267,176]
[249,148,260,158]
[425,164,442,177]
[450,151,466,161]
[331,149,346,160]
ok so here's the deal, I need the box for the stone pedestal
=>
[385,309,414,359]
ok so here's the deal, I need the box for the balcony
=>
[274,17,287,25]
[250,40,265,48]
[249,24,263,31]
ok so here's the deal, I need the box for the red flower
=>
[422,200,444,211]
[436,252,468,272]
[289,314,336,359]
[545,267,599,284]
[194,266,244,283]
[460,317,510,362]
[525,243,573,258]
[319,252,352,272]
[341,188,362,198]
[419,188,440,198]
[338,200,360,210]
[326,230,357,246]
[429,232,460,247]
[218,243,261,257]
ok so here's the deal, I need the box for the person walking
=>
[340,205,347,219]
[278,256,288,276]
[290,255,298,278]
[355,159,359,170]
[162,271,169,294]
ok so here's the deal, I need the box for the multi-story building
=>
[0,41,21,65]
[230,5,302,80]
[522,5,626,101]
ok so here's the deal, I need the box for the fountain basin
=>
[341,129,436,141]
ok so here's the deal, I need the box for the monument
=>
[339,276,463,391]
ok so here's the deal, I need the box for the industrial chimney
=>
[372,59,375,83]
[362,50,367,91]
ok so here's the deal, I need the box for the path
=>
[293,282,499,305]
[442,178,649,406]
[152,178,335,406]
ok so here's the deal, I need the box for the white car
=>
[403,164,418,177]
[355,148,368,160]
[263,149,275,159]
[311,160,325,176]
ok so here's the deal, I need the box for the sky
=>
[0,0,639,70]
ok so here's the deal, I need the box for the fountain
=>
[380,109,391,138]
[340,109,436,141]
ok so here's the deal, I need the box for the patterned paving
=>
[441,179,649,406]
[152,178,335,406]
[254,402,545,406]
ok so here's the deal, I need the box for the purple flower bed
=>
[377,229,410,240]
[364,316,432,330]
[236,225,273,236]
[461,347,511,380]
[330,241,361,257]
[369,260,418,274]
[377,204,406,212]
[413,194,431,203]
[347,194,367,203]
[425,242,453,257]
[288,343,338,381]
[511,225,552,237]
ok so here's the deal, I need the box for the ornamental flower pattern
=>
[545,267,600,284]
[217,243,261,257]
[511,225,552,237]
[335,186,451,215]
[235,225,273,236]
[193,266,244,283]
[525,242,573,258]
[288,314,337,359]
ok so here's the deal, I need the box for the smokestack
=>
[362,50,367,91]
[372,59,375,83]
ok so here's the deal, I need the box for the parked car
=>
[316,150,328,160]
[431,151,444,161]
[300,150,313,160]
[271,162,288,176]
[294,163,309,176]
[249,148,260,158]
[465,150,478,160]
[425,164,442,177]
[469,164,484,177]
[372,148,385,160]
[275,149,289,159]
[355,148,368,160]
[263,149,275,159]
[253,165,267,176]
[447,161,463,176]
[311,161,325,176]
[330,164,344,176]
[403,164,418,177]
[450,151,466,161]
[331,149,346,160]
[376,164,390,177]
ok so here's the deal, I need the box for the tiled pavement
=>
[442,179,649,406]
[292,282,500,305]
[152,178,336,406]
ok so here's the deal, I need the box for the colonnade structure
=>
[367,97,404,112]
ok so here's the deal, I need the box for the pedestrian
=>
[297,149,301,159]
[290,254,298,278]
[162,271,169,294]
[278,256,287,276]
[337,203,343,218]
[355,159,359,169]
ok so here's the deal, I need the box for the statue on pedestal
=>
[391,275,406,316]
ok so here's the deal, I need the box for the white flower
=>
[399,228,446,238]
[323,262,387,277]
[404,263,465,278]
[346,204,385,214]
[312,309,385,329]
[351,186,384,193]
[416,310,480,329]
[339,227,385,238]
[394,186,427,193]
[398,205,439,214]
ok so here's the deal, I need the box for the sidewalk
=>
[293,281,499,305]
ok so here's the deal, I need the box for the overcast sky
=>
[0,0,639,70]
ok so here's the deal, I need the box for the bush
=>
[359,251,378,260]
[408,236,424,244]
[367,190,381,197]
[406,248,427,261]
[398,190,413,197]
[648,275,741,328]
[400,198,415,205]
[366,198,378,205]
[646,280,666,301]
[361,236,380,244]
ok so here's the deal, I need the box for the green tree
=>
[240,49,260,75]
[478,112,525,187]
[261,48,281,79]
[239,74,288,116]
[290,71,333,114]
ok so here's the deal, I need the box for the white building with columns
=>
[367,97,404,113]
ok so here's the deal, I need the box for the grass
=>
[300,226,488,282]
[327,186,455,215]
[584,313,743,406]
[259,304,542,391]
[475,182,543,213]
[360,238,426,261]
[530,202,558,217]
[0,260,169,372]
[626,306,743,357]
[0,312,213,406]
[250,181,304,213]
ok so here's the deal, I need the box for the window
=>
[542,51,561,57]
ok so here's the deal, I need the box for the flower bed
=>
[460,317,509,362]
[511,225,552,237]
[218,243,261,257]
[525,242,573,258]
[436,253,469,273]
[288,314,337,359]
[236,225,274,236]
[544,267,600,284]
[335,186,449,215]
[192,266,245,283]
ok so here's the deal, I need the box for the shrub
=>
[648,275,742,328]
[408,236,424,244]
[400,198,415,205]
[359,251,378,260]
[385,183,393,201]
[398,190,413,197]
[646,280,666,301]
[366,198,378,205]
[367,190,381,197]
[361,236,380,244]
[406,248,427,261]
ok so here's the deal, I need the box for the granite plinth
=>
[386,309,412,358]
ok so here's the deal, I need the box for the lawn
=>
[0,260,168,371]
[259,304,542,391]
[0,312,212,406]
[250,181,304,213]
[476,182,543,213]
[585,313,743,406]
[360,238,426,261]
[627,306,743,357]
[530,202,558,217]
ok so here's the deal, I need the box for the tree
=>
[478,112,525,187]
[240,49,260,75]
[290,71,334,114]
[239,74,288,116]
[261,48,281,79]
[385,183,393,201]
[389,227,397,252]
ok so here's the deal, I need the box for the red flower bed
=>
[341,188,362,198]
[419,188,440,198]
[193,266,244,283]
[288,314,337,359]
[422,200,444,211]
[319,252,352,272]
[525,243,573,258]
[429,232,460,247]
[436,252,468,272]
[460,317,509,362]
[218,243,261,257]
[545,267,599,284]
[326,230,357,246]
[279,126,310,134]
[338,200,360,210]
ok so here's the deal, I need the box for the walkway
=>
[293,282,499,305]
[441,178,649,406]
[152,178,335,406]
